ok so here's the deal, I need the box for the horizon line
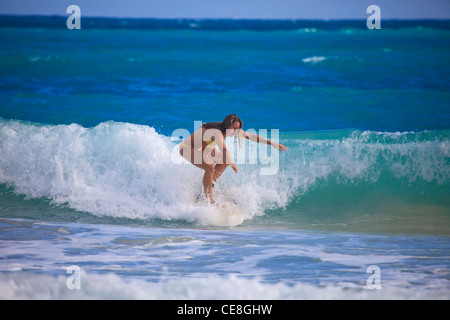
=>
[1,14,450,21]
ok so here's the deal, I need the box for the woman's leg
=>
[180,146,216,203]
[202,164,215,202]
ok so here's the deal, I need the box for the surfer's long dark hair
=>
[202,114,243,135]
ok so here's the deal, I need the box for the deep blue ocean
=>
[0,16,449,299]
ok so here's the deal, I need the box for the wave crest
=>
[0,119,449,226]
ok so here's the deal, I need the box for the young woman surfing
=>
[179,114,287,204]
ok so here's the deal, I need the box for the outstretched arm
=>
[243,131,287,151]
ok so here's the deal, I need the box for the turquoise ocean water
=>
[0,16,449,299]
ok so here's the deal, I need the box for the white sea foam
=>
[0,120,295,223]
[302,56,326,63]
[1,272,448,300]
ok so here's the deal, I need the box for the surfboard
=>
[200,202,245,227]
[194,191,245,227]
